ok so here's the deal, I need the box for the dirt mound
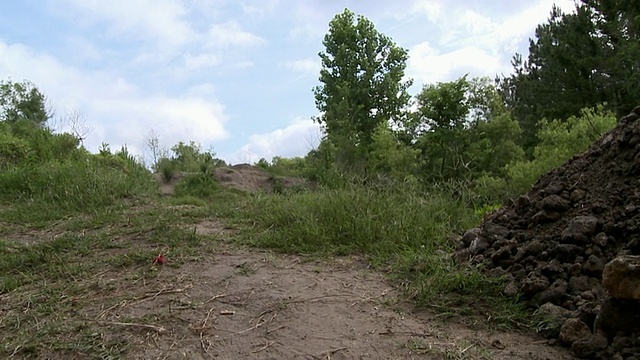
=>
[213,164,312,193]
[455,107,640,359]
[154,165,312,195]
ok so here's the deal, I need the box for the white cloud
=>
[183,52,221,71]
[205,21,267,49]
[61,0,194,47]
[92,96,228,156]
[405,0,577,86]
[407,42,502,84]
[411,0,444,23]
[285,58,320,76]
[0,40,228,156]
[240,0,280,17]
[228,118,321,164]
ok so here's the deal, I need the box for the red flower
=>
[153,254,166,265]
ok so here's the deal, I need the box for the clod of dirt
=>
[602,255,640,300]
[455,107,640,359]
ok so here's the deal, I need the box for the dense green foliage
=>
[498,1,639,151]
[155,140,226,180]
[0,80,49,126]
[313,9,412,172]
[0,81,157,223]
[308,8,623,203]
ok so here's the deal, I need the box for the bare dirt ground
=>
[82,242,575,360]
[1,216,576,360]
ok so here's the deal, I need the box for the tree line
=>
[0,2,636,204]
[298,3,635,199]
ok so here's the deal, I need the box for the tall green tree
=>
[313,9,412,170]
[499,2,639,153]
[582,0,640,114]
[411,76,518,181]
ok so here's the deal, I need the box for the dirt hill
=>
[455,107,640,359]
[156,164,312,196]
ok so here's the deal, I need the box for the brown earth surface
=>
[1,221,577,360]
[75,242,576,360]
[155,164,312,196]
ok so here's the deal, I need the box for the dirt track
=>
[82,244,574,359]
[128,166,578,359]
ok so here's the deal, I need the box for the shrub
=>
[174,173,218,198]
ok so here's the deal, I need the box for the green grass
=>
[206,182,534,329]
[235,185,475,257]
[0,158,158,224]
[174,172,219,198]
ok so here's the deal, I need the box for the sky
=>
[0,0,574,165]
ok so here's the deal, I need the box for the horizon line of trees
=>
[1,2,636,203]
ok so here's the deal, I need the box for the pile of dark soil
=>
[455,107,640,359]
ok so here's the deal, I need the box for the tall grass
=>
[0,157,158,223]
[239,184,477,257]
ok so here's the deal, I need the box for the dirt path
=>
[84,246,575,360]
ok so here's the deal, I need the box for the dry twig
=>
[203,292,228,304]
[313,346,348,359]
[251,340,276,354]
[99,320,166,333]
[130,285,192,306]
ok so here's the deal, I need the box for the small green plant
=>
[270,176,285,194]
[174,173,218,198]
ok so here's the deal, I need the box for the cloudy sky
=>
[0,0,573,164]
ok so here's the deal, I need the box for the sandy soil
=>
[83,241,574,359]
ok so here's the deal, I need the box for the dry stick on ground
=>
[200,337,216,359]
[201,307,216,332]
[99,321,166,333]
[313,346,348,359]
[98,300,127,319]
[130,285,193,306]
[251,340,277,354]
[199,309,217,360]
[234,313,277,336]
[98,286,192,319]
[266,325,286,335]
[203,292,228,304]
[241,289,254,306]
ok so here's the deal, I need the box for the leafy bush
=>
[174,173,219,198]
[505,106,616,195]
